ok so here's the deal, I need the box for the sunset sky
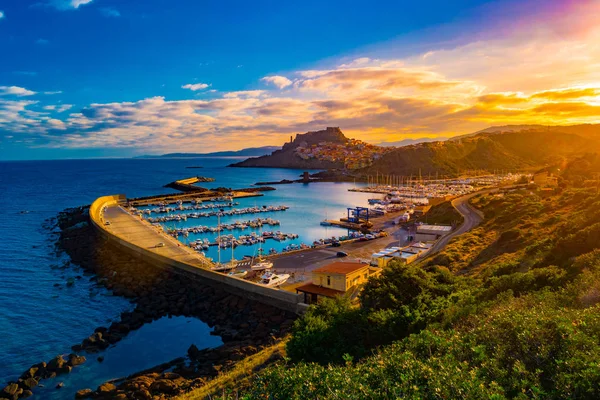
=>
[1,0,599,160]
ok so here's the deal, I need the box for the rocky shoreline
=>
[1,207,296,400]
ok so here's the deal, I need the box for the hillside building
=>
[295,262,380,304]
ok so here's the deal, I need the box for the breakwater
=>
[164,176,216,192]
[1,205,297,399]
[91,195,303,313]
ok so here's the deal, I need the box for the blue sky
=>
[1,0,599,160]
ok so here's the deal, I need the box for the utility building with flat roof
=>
[295,262,381,304]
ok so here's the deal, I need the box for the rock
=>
[133,389,152,400]
[20,377,38,390]
[46,355,66,372]
[149,379,179,395]
[97,382,116,393]
[75,388,93,399]
[21,390,33,398]
[56,382,64,389]
[68,354,86,366]
[58,365,72,375]
[97,356,104,363]
[1,383,19,396]
[187,344,200,360]
[19,368,38,380]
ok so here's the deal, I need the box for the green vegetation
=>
[415,200,463,226]
[185,187,600,399]
[362,129,600,177]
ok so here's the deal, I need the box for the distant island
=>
[137,146,280,159]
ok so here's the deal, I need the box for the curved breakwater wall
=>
[89,195,305,314]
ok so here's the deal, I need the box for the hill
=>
[359,128,600,177]
[137,146,279,158]
[229,127,350,169]
[206,186,600,399]
[229,127,391,170]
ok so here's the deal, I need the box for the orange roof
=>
[313,262,369,275]
[295,283,345,297]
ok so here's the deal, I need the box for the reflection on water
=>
[35,316,222,400]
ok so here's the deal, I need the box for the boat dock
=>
[129,188,273,207]
[164,176,216,192]
[322,219,368,231]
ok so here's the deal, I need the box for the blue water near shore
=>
[0,157,373,397]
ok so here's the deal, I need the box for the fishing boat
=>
[259,271,290,287]
[227,270,248,279]
[251,259,273,271]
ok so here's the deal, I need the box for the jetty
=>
[164,176,216,192]
[91,195,305,313]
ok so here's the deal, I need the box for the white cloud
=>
[261,75,293,89]
[182,83,210,91]
[0,11,5,19]
[44,90,63,95]
[100,7,120,17]
[42,0,93,11]
[0,86,37,97]
[57,104,73,112]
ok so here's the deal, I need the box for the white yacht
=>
[259,271,290,287]
[251,259,273,271]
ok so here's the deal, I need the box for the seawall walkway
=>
[90,195,305,314]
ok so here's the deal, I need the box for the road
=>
[424,185,524,257]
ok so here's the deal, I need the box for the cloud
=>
[261,76,293,89]
[44,104,73,112]
[100,7,120,17]
[0,86,37,97]
[182,83,210,91]
[44,90,63,95]
[0,11,4,19]
[45,0,93,10]
[5,0,600,153]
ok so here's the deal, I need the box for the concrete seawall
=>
[89,195,304,313]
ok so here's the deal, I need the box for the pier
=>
[164,176,216,192]
[129,188,273,207]
[90,195,305,313]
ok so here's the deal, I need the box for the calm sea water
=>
[0,158,374,397]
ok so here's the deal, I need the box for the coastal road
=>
[424,191,485,256]
[423,185,524,258]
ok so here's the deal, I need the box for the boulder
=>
[75,388,93,399]
[21,390,33,398]
[149,379,179,395]
[1,383,19,397]
[187,344,200,360]
[97,382,116,393]
[20,377,38,390]
[46,355,66,372]
[56,382,64,389]
[68,354,86,366]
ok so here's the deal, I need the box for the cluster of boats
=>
[166,217,281,237]
[145,205,289,223]
[188,230,300,250]
[134,201,239,215]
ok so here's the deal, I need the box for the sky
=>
[0,0,599,160]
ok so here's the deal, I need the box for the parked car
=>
[156,242,165,248]
[331,241,341,247]
[336,251,348,257]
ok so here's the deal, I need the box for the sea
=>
[0,157,375,398]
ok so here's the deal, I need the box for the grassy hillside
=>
[360,128,600,177]
[196,186,600,399]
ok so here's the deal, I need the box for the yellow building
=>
[295,262,380,304]
[533,171,558,188]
